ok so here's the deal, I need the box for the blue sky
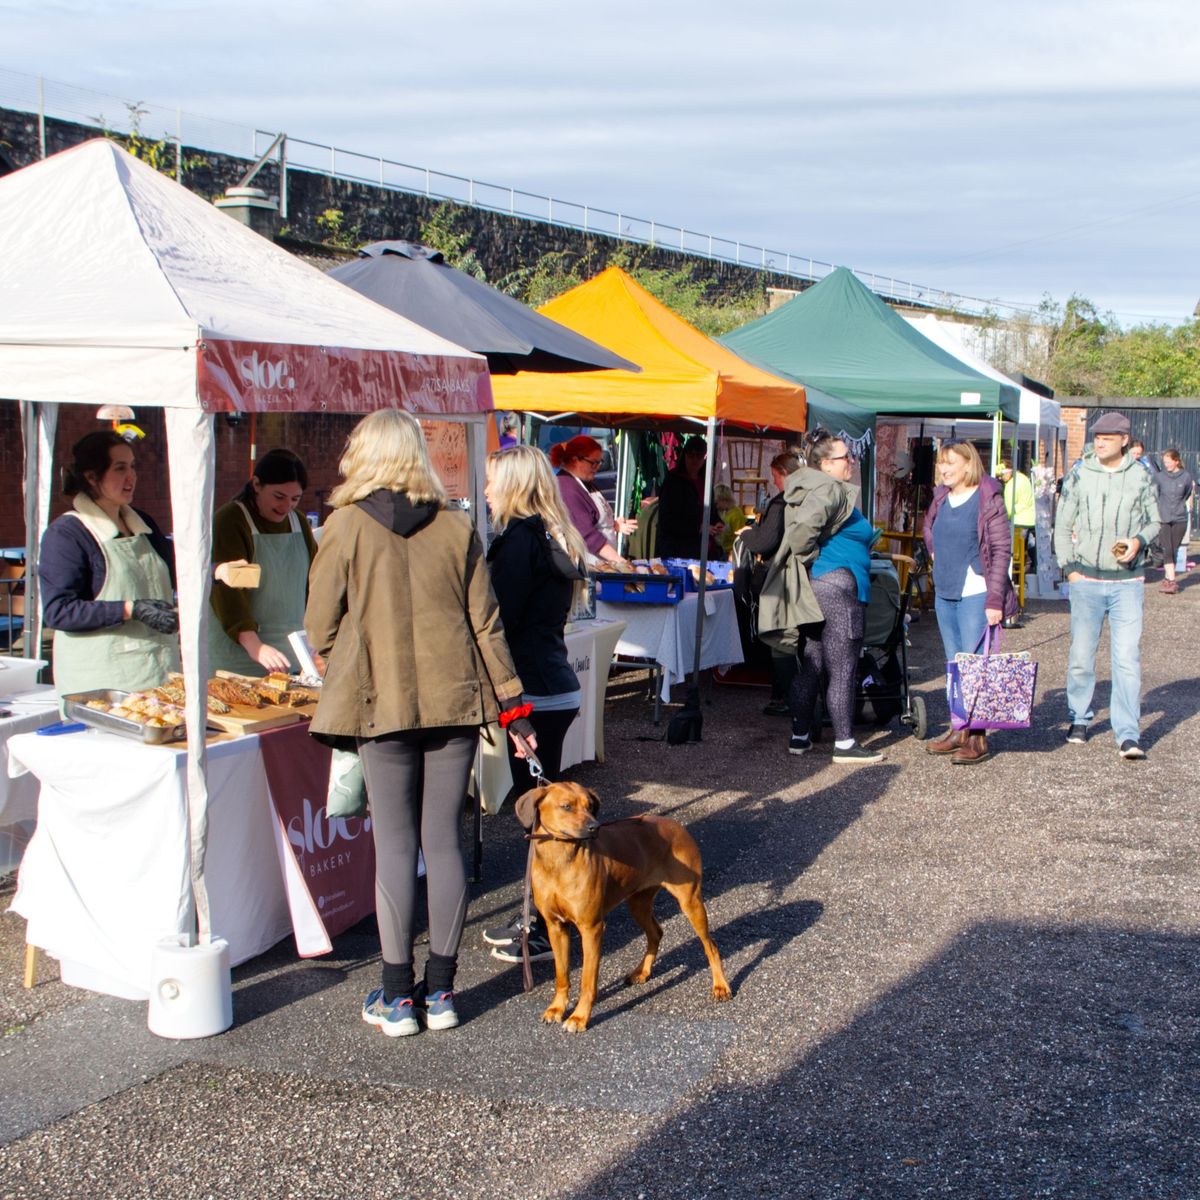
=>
[6,0,1199,325]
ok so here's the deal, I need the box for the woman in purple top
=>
[921,440,1016,765]
[550,435,636,564]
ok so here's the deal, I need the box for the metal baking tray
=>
[62,689,189,745]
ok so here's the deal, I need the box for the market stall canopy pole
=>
[690,416,719,688]
[166,409,216,943]
[330,242,640,375]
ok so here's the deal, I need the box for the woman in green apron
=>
[209,448,317,677]
[38,432,180,697]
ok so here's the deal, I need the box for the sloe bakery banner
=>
[258,725,376,956]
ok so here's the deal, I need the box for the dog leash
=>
[512,732,546,994]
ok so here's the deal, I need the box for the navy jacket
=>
[486,514,583,697]
[39,508,175,633]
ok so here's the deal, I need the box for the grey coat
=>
[757,467,857,651]
[1053,449,1160,581]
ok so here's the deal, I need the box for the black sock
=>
[425,952,457,995]
[382,961,415,1003]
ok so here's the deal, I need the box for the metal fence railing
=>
[2,66,1038,319]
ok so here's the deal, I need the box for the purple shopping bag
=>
[947,627,1038,731]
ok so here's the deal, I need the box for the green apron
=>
[208,502,309,677]
[52,509,179,698]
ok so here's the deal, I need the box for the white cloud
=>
[5,0,1200,319]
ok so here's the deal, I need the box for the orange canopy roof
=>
[491,267,806,431]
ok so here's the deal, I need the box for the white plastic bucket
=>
[147,935,233,1039]
[0,657,47,697]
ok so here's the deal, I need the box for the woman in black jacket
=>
[482,445,589,962]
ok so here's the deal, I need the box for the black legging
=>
[789,568,865,743]
[1161,520,1188,568]
[358,727,477,991]
[504,706,580,801]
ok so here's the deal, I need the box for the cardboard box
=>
[222,563,261,589]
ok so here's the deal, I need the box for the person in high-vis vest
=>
[208,448,318,677]
[39,431,179,697]
[997,459,1036,530]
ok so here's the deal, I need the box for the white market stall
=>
[0,139,492,980]
[904,314,1064,464]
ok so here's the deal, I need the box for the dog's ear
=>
[584,787,601,817]
[514,789,543,831]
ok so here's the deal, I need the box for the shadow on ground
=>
[568,921,1200,1200]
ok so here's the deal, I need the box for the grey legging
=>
[789,568,865,743]
[357,727,476,967]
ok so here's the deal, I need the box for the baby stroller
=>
[812,554,927,740]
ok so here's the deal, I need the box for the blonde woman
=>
[921,440,1016,764]
[306,409,533,1037]
[481,445,588,964]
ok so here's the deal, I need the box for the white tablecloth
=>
[9,729,292,1000]
[597,588,743,700]
[478,617,626,815]
[0,688,62,875]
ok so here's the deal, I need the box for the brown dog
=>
[514,781,731,1032]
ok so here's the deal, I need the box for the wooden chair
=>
[724,438,768,511]
[1012,529,1027,609]
[876,530,933,613]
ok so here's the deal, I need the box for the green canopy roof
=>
[721,267,1020,422]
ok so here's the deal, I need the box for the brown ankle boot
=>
[926,727,968,755]
[951,733,991,765]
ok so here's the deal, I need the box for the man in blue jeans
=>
[1053,412,1160,759]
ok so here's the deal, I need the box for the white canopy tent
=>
[904,314,1063,462]
[0,139,491,945]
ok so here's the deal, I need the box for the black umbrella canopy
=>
[328,241,640,375]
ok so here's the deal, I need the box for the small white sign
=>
[960,392,982,406]
[288,630,323,686]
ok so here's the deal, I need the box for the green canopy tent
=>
[721,267,1020,421]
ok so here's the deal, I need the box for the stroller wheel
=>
[907,695,928,741]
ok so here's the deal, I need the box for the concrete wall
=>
[0,106,798,302]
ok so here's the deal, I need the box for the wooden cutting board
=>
[206,670,319,733]
[205,702,305,735]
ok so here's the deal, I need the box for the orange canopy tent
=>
[491,267,806,430]
[493,268,806,704]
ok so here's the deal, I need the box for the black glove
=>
[132,599,180,634]
[507,716,536,745]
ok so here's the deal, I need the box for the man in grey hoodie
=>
[1053,411,1160,759]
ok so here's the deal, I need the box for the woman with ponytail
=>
[550,435,636,564]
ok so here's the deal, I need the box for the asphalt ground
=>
[2,574,1198,1199]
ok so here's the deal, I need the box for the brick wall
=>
[1062,406,1091,468]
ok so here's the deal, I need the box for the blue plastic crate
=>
[594,572,685,605]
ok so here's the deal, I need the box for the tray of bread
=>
[589,558,686,605]
[63,689,191,744]
[155,671,321,735]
